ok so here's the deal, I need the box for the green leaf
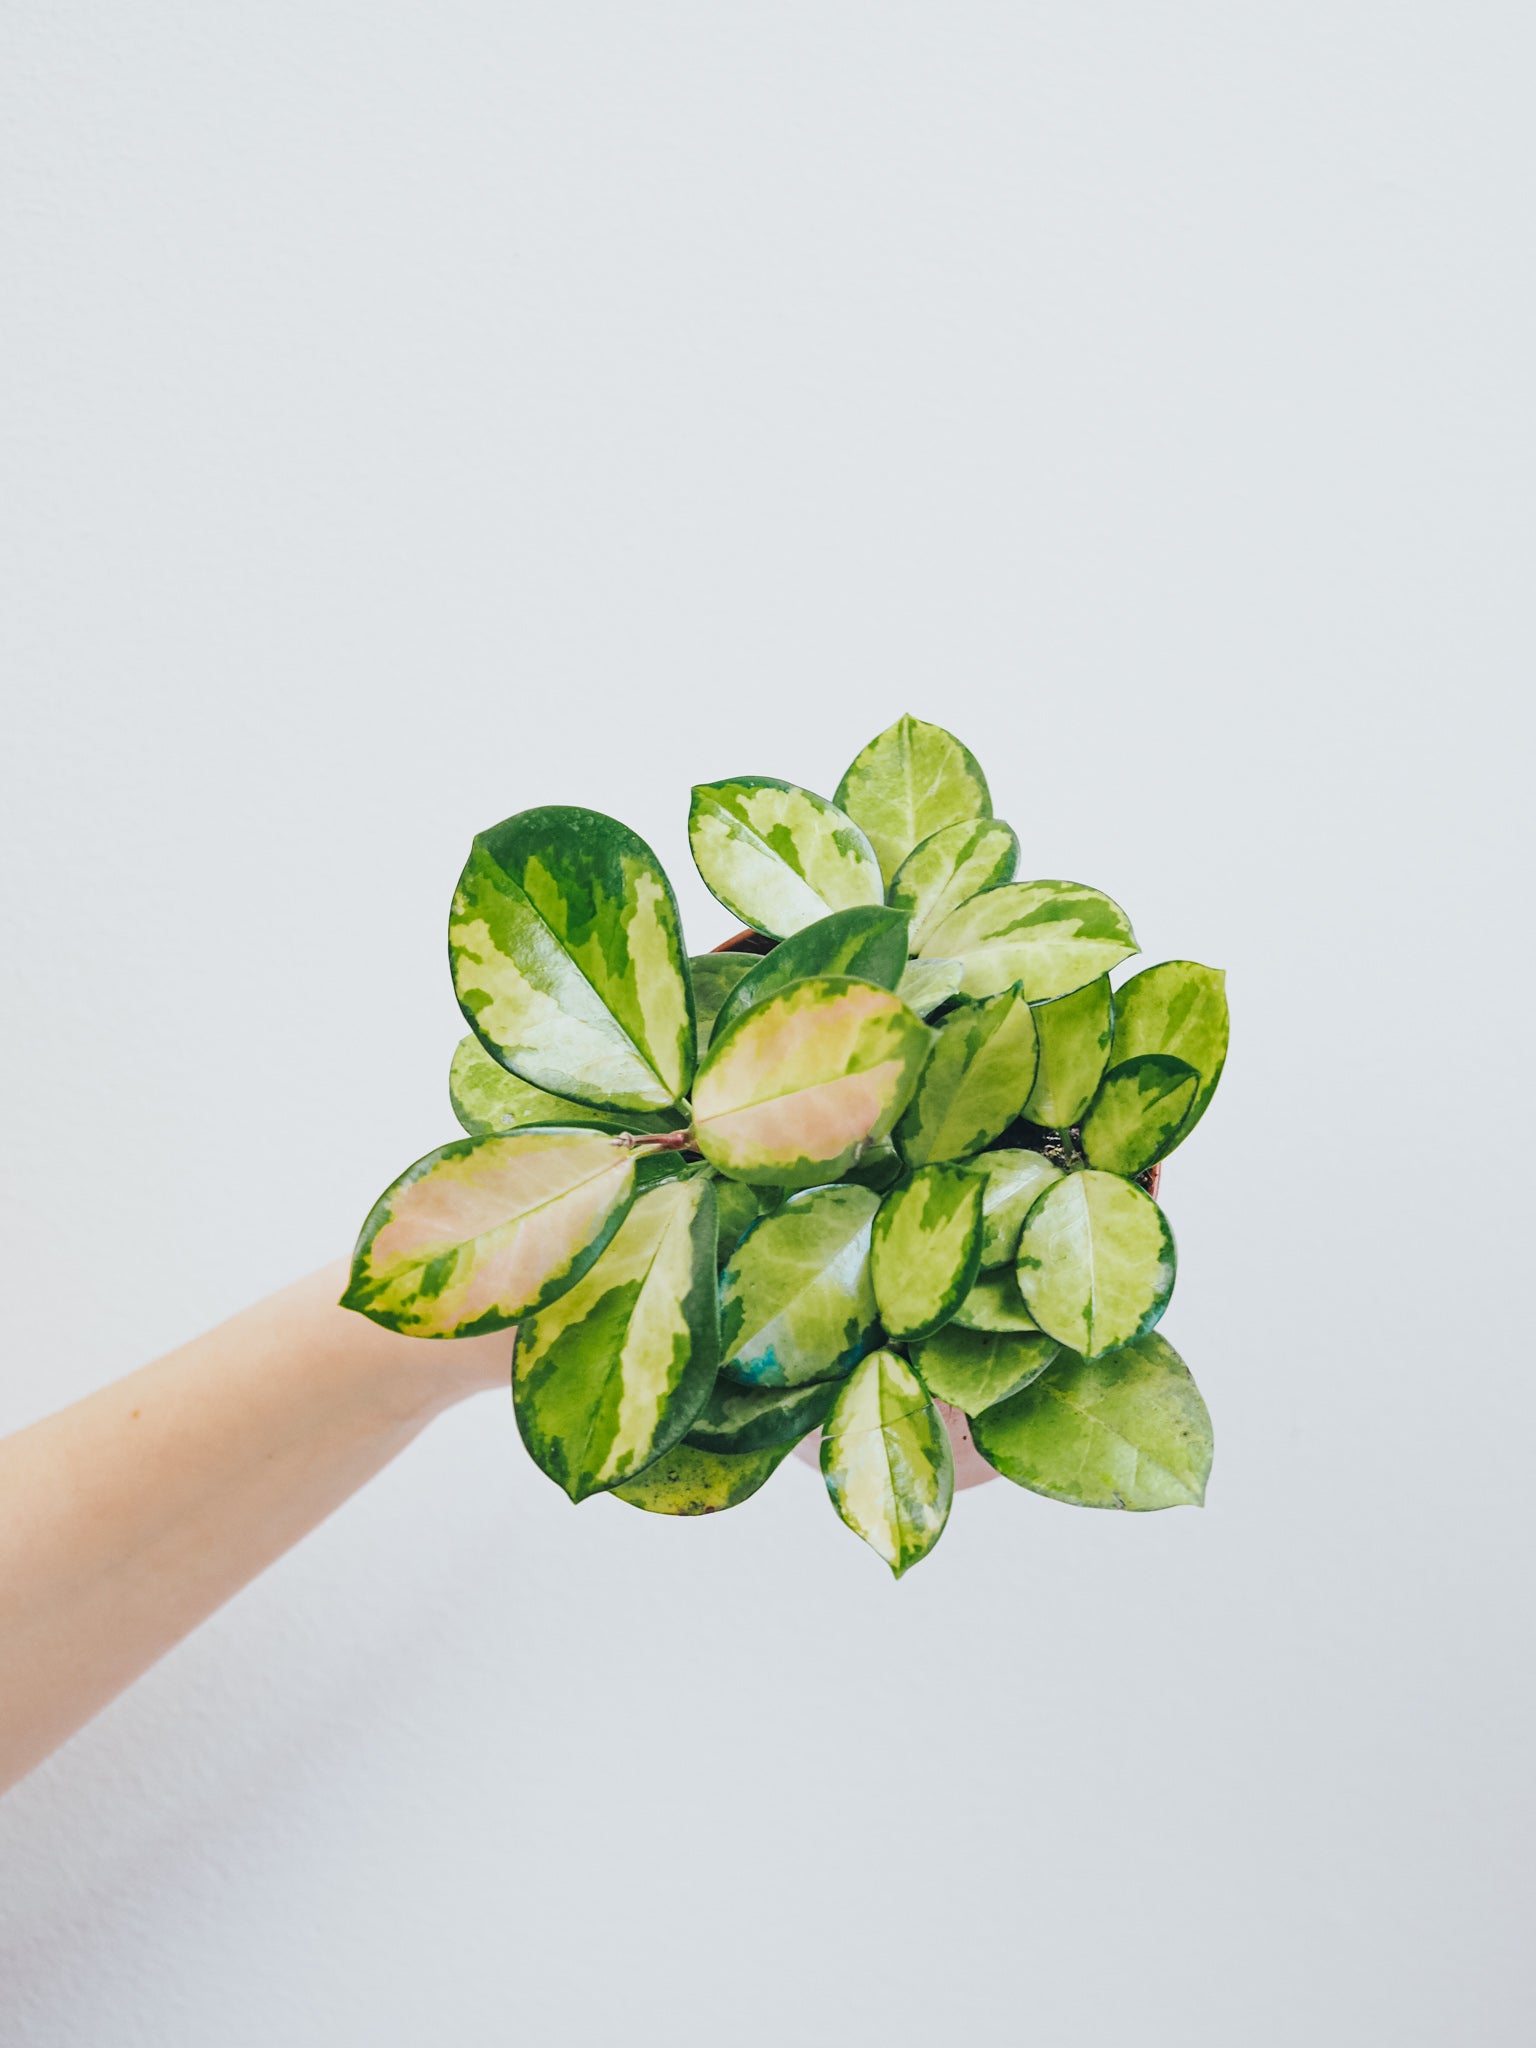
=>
[1081,1055,1200,1176]
[870,1164,985,1341]
[1023,976,1114,1129]
[1109,960,1229,1144]
[839,1140,904,1193]
[912,1324,1059,1415]
[689,953,761,1055]
[834,717,992,885]
[714,1178,781,1269]
[513,1174,719,1501]
[952,1267,1041,1333]
[895,985,1039,1165]
[343,1127,638,1338]
[710,906,910,1044]
[451,806,695,1112]
[689,777,883,939]
[685,1374,840,1454]
[611,1439,794,1515]
[820,1350,954,1577]
[692,976,931,1190]
[971,1332,1212,1510]
[919,881,1137,1002]
[972,1148,1062,1267]
[887,818,1019,950]
[1015,1170,1176,1359]
[895,956,965,1018]
[719,1182,880,1388]
[448,1035,675,1139]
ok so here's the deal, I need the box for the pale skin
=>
[0,1263,510,1798]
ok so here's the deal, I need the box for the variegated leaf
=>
[448,1035,674,1139]
[692,977,931,1190]
[714,1178,781,1269]
[973,1147,1062,1267]
[1109,960,1229,1144]
[1081,1054,1200,1177]
[718,1182,880,1388]
[820,1349,954,1577]
[870,1164,985,1341]
[343,1127,637,1338]
[839,1140,904,1193]
[513,1174,719,1501]
[953,1266,1040,1333]
[611,1439,794,1515]
[685,1374,840,1454]
[895,985,1039,1165]
[710,906,909,1045]
[451,806,695,1112]
[896,955,965,1018]
[1015,1170,1176,1359]
[887,818,1019,950]
[1023,976,1114,1129]
[834,717,992,885]
[972,1332,1212,1510]
[688,777,883,939]
[920,881,1137,1002]
[689,952,761,1054]
[912,1324,1059,1416]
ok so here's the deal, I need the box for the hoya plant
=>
[344,717,1227,1576]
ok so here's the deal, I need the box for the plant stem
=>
[1055,1126,1078,1169]
[617,1128,697,1153]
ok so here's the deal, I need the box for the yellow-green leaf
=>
[513,1174,719,1501]
[688,777,883,939]
[1015,1170,1176,1359]
[887,817,1018,949]
[895,985,1039,1165]
[1109,960,1229,1145]
[451,806,695,1112]
[821,1349,954,1576]
[912,1324,1059,1415]
[896,955,964,1018]
[971,1332,1212,1510]
[710,906,909,1045]
[1081,1055,1200,1177]
[343,1127,637,1338]
[870,1164,985,1341]
[692,976,931,1190]
[689,952,761,1055]
[719,1182,880,1388]
[611,1439,794,1514]
[1023,976,1114,1129]
[448,1035,675,1139]
[920,881,1137,1002]
[952,1266,1040,1333]
[685,1375,840,1454]
[834,717,992,885]
[972,1148,1062,1267]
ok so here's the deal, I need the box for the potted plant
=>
[345,717,1227,1576]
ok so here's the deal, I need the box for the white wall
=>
[2,5,1531,2042]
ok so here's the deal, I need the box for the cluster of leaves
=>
[344,718,1227,1576]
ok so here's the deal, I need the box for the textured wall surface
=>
[2,5,1531,2042]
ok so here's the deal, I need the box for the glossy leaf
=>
[451,806,695,1112]
[973,1148,1062,1267]
[718,1183,880,1388]
[839,1140,904,1193]
[343,1127,637,1338]
[953,1266,1041,1333]
[834,717,992,885]
[920,881,1137,1002]
[896,985,1039,1165]
[870,1164,985,1341]
[710,906,910,1044]
[685,1374,840,1454]
[448,1035,674,1139]
[820,1350,954,1577]
[689,777,883,939]
[1015,1170,1176,1359]
[1109,960,1229,1143]
[896,955,965,1018]
[714,1178,780,1269]
[689,953,761,1054]
[1081,1055,1200,1176]
[887,818,1019,950]
[912,1324,1059,1415]
[513,1174,719,1501]
[972,1332,1212,1510]
[692,976,931,1190]
[611,1439,793,1515]
[1023,976,1114,1129]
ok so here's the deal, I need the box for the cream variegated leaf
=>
[887,817,1018,950]
[1015,1170,1176,1359]
[692,976,931,1189]
[611,1439,794,1515]
[834,717,992,885]
[710,906,909,1045]
[343,1127,638,1338]
[952,1266,1041,1333]
[718,1183,880,1388]
[972,1148,1062,1268]
[921,881,1137,1003]
[821,1350,954,1576]
[896,985,1039,1165]
[870,1164,985,1341]
[685,1374,841,1454]
[1081,1054,1200,1177]
[688,777,883,939]
[895,955,965,1018]
[1109,960,1229,1146]
[912,1324,1059,1416]
[513,1174,719,1501]
[451,806,695,1112]
[448,1035,675,1138]
[1023,976,1115,1129]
